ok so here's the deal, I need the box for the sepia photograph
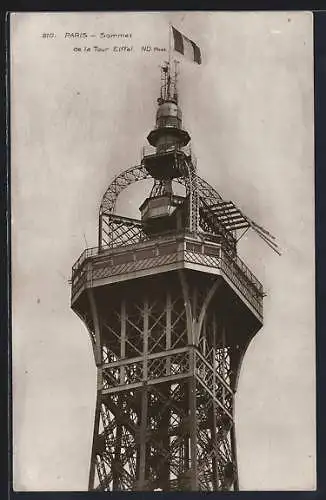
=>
[10,11,315,491]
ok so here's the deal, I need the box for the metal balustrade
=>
[71,235,263,319]
[141,142,193,160]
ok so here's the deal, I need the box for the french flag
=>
[172,26,202,65]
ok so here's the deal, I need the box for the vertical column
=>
[187,166,199,234]
[202,317,207,357]
[166,291,172,375]
[160,384,171,490]
[222,325,226,406]
[230,423,239,491]
[211,313,220,490]
[87,288,104,491]
[87,288,101,366]
[192,287,198,318]
[120,299,126,385]
[143,297,149,381]
[113,415,123,490]
[138,297,149,490]
[88,401,101,490]
[230,343,241,491]
[138,387,148,490]
[115,290,124,496]
[98,212,103,250]
[192,287,198,345]
[188,348,198,490]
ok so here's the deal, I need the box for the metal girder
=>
[82,271,249,492]
[100,165,151,214]
[99,164,280,254]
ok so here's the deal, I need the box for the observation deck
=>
[71,231,263,322]
[141,143,195,180]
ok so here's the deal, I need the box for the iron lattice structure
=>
[71,61,278,491]
[98,162,279,255]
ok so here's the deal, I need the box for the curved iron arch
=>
[100,165,152,214]
[99,163,280,254]
[100,164,224,215]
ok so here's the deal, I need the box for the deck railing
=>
[141,143,193,160]
[71,233,263,319]
[220,250,263,316]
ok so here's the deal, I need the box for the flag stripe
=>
[171,26,202,65]
[190,40,201,64]
[172,27,184,55]
[183,36,195,61]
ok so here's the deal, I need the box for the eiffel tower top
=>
[147,61,190,154]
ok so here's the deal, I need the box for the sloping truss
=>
[99,164,280,254]
[100,213,147,249]
[87,272,244,491]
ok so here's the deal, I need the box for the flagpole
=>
[168,22,172,68]
[167,22,172,100]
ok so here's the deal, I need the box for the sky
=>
[11,11,315,491]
